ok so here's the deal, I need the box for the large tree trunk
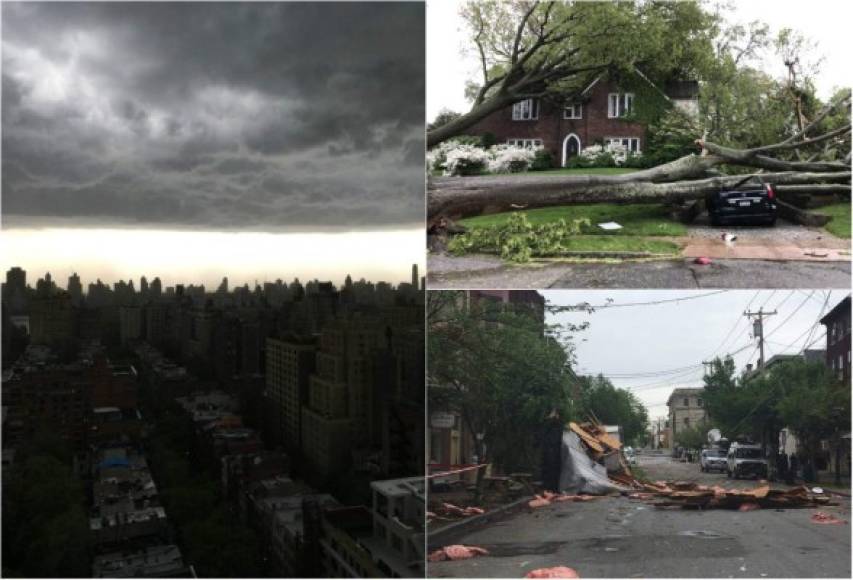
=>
[429,170,850,223]
[428,93,519,148]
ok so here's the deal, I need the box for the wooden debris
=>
[623,479,836,510]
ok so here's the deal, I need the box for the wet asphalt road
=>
[427,253,852,289]
[427,454,851,578]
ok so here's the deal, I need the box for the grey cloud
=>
[1,1,425,231]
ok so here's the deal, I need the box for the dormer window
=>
[563,103,582,119]
[608,93,634,118]
[512,98,539,121]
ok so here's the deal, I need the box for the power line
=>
[763,291,815,341]
[587,290,729,309]
[708,290,761,358]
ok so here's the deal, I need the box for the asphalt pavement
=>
[427,454,851,578]
[427,253,852,289]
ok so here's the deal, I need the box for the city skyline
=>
[3,260,424,292]
[1,228,425,289]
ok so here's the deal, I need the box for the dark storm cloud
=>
[1,2,425,231]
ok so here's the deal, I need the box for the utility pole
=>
[744,308,777,369]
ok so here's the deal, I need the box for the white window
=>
[563,103,583,119]
[507,139,543,148]
[607,93,634,118]
[512,98,539,121]
[606,137,641,153]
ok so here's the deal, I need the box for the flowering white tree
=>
[429,140,541,176]
[488,144,538,173]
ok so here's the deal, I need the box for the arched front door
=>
[562,134,581,167]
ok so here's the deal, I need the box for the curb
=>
[427,495,534,549]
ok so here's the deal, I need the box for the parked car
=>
[726,442,768,479]
[705,175,777,226]
[700,448,727,472]
[624,446,637,466]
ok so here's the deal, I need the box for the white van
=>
[726,442,768,479]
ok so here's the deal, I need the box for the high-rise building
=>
[150,277,163,299]
[67,273,83,306]
[30,291,75,350]
[266,337,317,451]
[119,306,144,345]
[4,267,28,313]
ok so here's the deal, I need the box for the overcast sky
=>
[544,290,843,421]
[427,0,852,120]
[1,2,425,285]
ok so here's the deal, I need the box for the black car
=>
[705,175,777,226]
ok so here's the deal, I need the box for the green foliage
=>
[448,212,590,263]
[428,108,463,131]
[577,375,649,447]
[143,402,266,577]
[530,148,554,171]
[644,108,704,165]
[459,204,687,237]
[674,421,710,451]
[2,433,91,578]
[775,360,850,463]
[702,356,849,462]
[480,132,497,149]
[428,291,587,474]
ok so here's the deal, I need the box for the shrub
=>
[531,148,554,171]
[428,141,542,176]
[444,144,491,175]
[488,144,538,173]
[480,132,497,149]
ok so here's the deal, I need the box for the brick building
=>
[465,70,698,167]
[821,295,851,383]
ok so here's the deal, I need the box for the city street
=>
[427,453,851,578]
[427,253,852,289]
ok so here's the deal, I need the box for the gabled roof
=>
[579,66,698,101]
[820,295,851,326]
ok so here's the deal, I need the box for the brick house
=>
[466,70,699,167]
[820,295,851,383]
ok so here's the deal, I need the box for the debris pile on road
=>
[558,421,633,495]
[525,566,580,578]
[622,480,838,510]
[427,545,489,562]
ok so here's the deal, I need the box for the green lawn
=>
[812,202,851,239]
[460,203,688,237]
[556,235,680,255]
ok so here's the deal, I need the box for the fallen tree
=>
[428,90,851,227]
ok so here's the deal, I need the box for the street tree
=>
[428,291,588,477]
[674,420,710,453]
[776,359,851,484]
[577,374,649,447]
